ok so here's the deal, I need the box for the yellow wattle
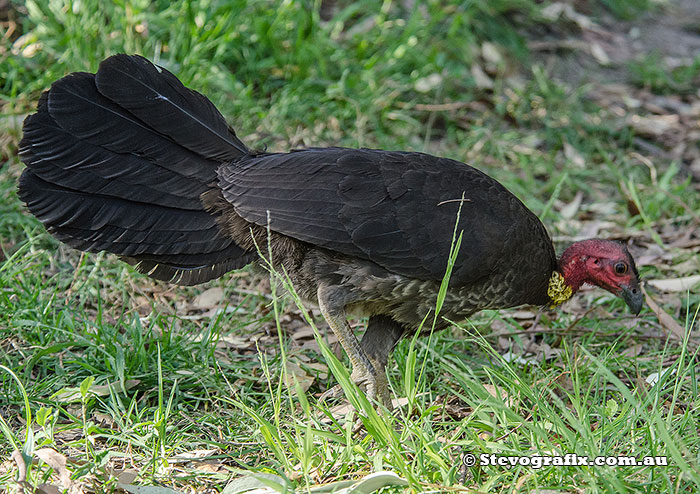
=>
[548,271,573,308]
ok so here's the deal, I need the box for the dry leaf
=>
[483,384,517,407]
[642,285,685,340]
[628,114,680,136]
[36,485,61,494]
[193,287,224,309]
[471,64,494,89]
[502,350,539,366]
[560,191,584,220]
[414,73,442,93]
[195,462,222,473]
[541,3,595,30]
[170,449,219,463]
[291,326,316,340]
[52,379,140,403]
[117,470,139,485]
[392,396,409,408]
[119,483,184,494]
[35,449,72,488]
[563,142,585,168]
[304,361,329,380]
[621,343,644,358]
[511,310,537,320]
[322,396,409,423]
[589,42,610,66]
[673,258,700,275]
[284,361,315,393]
[645,367,676,386]
[190,332,251,348]
[481,41,503,65]
[12,450,26,482]
[647,275,700,293]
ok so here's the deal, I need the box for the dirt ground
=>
[529,0,700,188]
[534,0,700,86]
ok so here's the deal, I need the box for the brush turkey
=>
[18,55,643,406]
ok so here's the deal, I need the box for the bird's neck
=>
[549,245,589,307]
[547,271,574,308]
[547,239,600,307]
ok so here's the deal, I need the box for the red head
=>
[558,239,643,314]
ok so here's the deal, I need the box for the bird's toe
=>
[319,367,392,410]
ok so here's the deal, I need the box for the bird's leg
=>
[359,315,406,409]
[317,285,379,404]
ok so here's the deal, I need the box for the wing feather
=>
[217,148,540,283]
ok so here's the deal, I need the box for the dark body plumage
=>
[19,55,560,404]
[205,147,556,327]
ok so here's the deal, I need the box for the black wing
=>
[218,148,554,285]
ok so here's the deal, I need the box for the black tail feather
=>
[21,97,207,210]
[95,54,249,160]
[47,71,221,183]
[18,54,253,285]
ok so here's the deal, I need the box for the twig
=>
[395,101,480,112]
[437,198,472,207]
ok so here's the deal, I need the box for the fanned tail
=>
[18,54,254,285]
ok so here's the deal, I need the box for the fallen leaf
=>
[628,114,680,136]
[642,285,685,341]
[511,310,537,320]
[119,484,185,494]
[563,142,586,168]
[483,384,517,407]
[291,326,316,340]
[304,361,329,380]
[471,64,494,89]
[195,462,222,473]
[481,41,503,65]
[645,367,676,386]
[193,287,224,309]
[34,449,71,488]
[501,351,539,366]
[560,191,584,220]
[284,361,315,393]
[222,472,288,494]
[589,42,610,66]
[52,379,140,402]
[647,275,700,293]
[326,402,355,422]
[621,343,644,358]
[541,2,595,30]
[117,470,139,485]
[672,258,700,275]
[414,73,442,93]
[169,449,219,463]
[36,485,61,494]
[11,450,26,482]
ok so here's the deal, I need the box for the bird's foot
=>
[319,367,393,411]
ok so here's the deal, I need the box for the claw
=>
[319,366,392,410]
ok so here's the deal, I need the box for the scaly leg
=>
[360,315,405,409]
[317,284,379,404]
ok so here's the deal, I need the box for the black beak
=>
[621,281,643,315]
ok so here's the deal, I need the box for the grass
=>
[629,53,700,95]
[2,0,700,492]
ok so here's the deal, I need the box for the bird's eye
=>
[614,262,627,275]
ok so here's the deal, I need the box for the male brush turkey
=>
[18,54,642,406]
